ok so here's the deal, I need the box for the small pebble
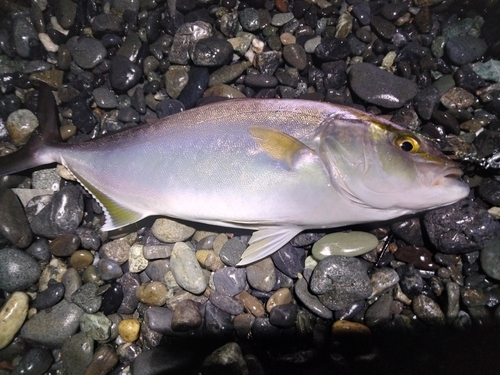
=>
[135,281,168,306]
[266,288,293,312]
[70,250,94,270]
[412,294,446,325]
[151,218,196,243]
[171,299,202,331]
[332,320,371,335]
[118,318,141,342]
[0,248,41,293]
[0,292,29,350]
[311,231,378,260]
[170,242,207,294]
[235,291,265,317]
[71,282,102,314]
[246,258,276,292]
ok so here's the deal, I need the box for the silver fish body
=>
[1,90,470,264]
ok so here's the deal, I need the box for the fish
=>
[0,85,469,265]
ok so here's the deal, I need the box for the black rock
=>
[269,304,298,328]
[271,243,305,279]
[454,64,486,92]
[155,99,185,118]
[191,37,233,67]
[204,302,233,337]
[0,189,32,248]
[32,281,65,310]
[414,85,440,121]
[396,264,423,298]
[423,199,500,254]
[390,218,425,247]
[445,36,488,65]
[12,348,53,375]
[101,281,123,315]
[26,238,51,262]
[213,267,246,296]
[314,38,350,61]
[109,55,142,91]
[177,67,209,109]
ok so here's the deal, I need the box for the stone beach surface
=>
[0,0,500,374]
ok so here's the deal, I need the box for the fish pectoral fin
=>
[248,126,312,169]
[237,226,303,266]
[69,167,146,231]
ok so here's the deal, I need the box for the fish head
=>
[318,112,470,218]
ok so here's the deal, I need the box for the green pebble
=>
[472,60,500,83]
[311,231,378,260]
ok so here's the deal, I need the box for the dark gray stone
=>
[0,189,32,248]
[0,248,41,292]
[213,267,246,296]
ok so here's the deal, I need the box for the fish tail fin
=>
[0,84,61,176]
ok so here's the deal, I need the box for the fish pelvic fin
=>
[237,226,302,266]
[68,166,146,231]
[248,126,313,169]
[0,83,62,176]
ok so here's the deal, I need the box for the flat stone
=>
[246,258,276,293]
[170,242,207,294]
[311,231,378,260]
[60,331,93,375]
[80,312,112,341]
[151,218,196,243]
[71,282,102,313]
[0,248,41,292]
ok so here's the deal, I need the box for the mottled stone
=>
[202,342,248,375]
[310,256,371,311]
[71,282,102,313]
[0,292,29,350]
[118,318,141,342]
[129,243,148,273]
[171,299,202,331]
[20,300,84,348]
[60,331,93,375]
[100,232,136,265]
[80,312,112,341]
[369,268,400,298]
[219,238,247,266]
[152,218,196,243]
[135,281,168,306]
[0,248,41,292]
[412,294,445,325]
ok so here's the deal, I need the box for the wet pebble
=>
[213,267,246,296]
[71,282,102,313]
[246,258,276,292]
[171,299,202,331]
[135,281,168,306]
[393,246,439,270]
[310,256,372,310]
[269,304,297,328]
[294,277,333,319]
[271,243,305,278]
[6,109,38,147]
[424,199,500,254]
[143,245,172,260]
[49,234,80,257]
[69,37,107,69]
[151,218,196,243]
[20,300,84,348]
[0,248,41,292]
[80,312,112,341]
[202,342,248,374]
[364,292,393,328]
[219,238,247,266]
[129,243,148,273]
[32,281,65,310]
[311,231,378,260]
[118,318,141,342]
[170,242,207,294]
[204,302,233,337]
[478,178,500,206]
[101,282,123,315]
[70,250,94,270]
[266,288,293,312]
[0,292,29,350]
[100,233,136,265]
[93,87,118,109]
[412,294,446,325]
[235,290,265,317]
[11,347,52,375]
[60,331,93,375]
[369,268,399,298]
[97,258,123,280]
[0,189,32,248]
[109,55,142,91]
[445,36,487,65]
[12,14,38,58]
[480,236,500,281]
[209,290,244,315]
[349,62,419,108]
[191,37,233,67]
[118,273,140,314]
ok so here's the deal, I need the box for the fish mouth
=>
[432,167,464,186]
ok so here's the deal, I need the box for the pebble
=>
[32,281,65,310]
[478,178,500,206]
[294,277,333,319]
[80,312,112,341]
[0,292,29,350]
[93,87,118,109]
[191,37,233,67]
[269,304,297,328]
[445,36,487,65]
[202,342,248,374]
[271,243,305,279]
[310,256,372,310]
[440,87,475,110]
[20,300,84,348]
[62,268,82,301]
[332,320,371,335]
[472,60,500,83]
[423,199,500,254]
[71,282,102,313]
[390,218,425,247]
[393,246,439,270]
[70,250,94,270]
[68,37,107,69]
[204,302,233,337]
[26,238,51,262]
[209,290,244,315]
[11,347,52,375]
[282,44,307,70]
[118,318,141,342]
[0,248,41,292]
[151,218,196,243]
[480,236,500,281]
[49,234,80,257]
[170,242,207,294]
[135,281,168,306]
[213,267,246,296]
[246,258,276,292]
[349,62,419,108]
[101,282,123,315]
[171,299,202,331]
[84,345,119,375]
[196,250,225,271]
[143,245,173,260]
[97,258,123,280]
[369,268,400,298]
[219,238,247,266]
[235,291,265,317]
[12,14,39,58]
[0,189,32,248]
[446,282,460,320]
[6,109,38,147]
[145,260,170,282]
[364,292,393,328]
[311,231,378,260]
[412,294,446,325]
[130,345,198,375]
[314,38,350,61]
[266,288,293,312]
[109,55,142,91]
[129,243,148,273]
[60,331,93,375]
[118,273,140,314]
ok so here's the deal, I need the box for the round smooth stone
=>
[101,282,123,315]
[369,267,400,298]
[196,250,224,271]
[171,299,202,331]
[294,277,333,319]
[70,250,94,270]
[412,294,446,325]
[246,258,276,293]
[145,260,170,282]
[271,243,305,278]
[0,292,29,350]
[12,347,53,375]
[312,231,378,260]
[84,345,119,375]
[269,304,297,328]
[118,318,141,342]
[332,320,371,335]
[152,218,195,243]
[32,281,65,310]
[69,37,107,69]
[480,236,500,280]
[213,267,246,297]
[135,281,168,306]
[49,234,81,257]
[60,331,94,375]
[233,313,255,338]
[170,242,207,295]
[0,189,32,248]
[266,288,293,312]
[97,258,123,280]
[204,302,233,337]
[209,291,244,316]
[393,245,438,270]
[219,238,246,266]
[0,248,41,292]
[20,300,84,348]
[235,291,265,317]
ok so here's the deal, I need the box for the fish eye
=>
[395,135,420,153]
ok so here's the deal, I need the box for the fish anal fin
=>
[248,126,312,168]
[237,226,302,266]
[69,166,145,231]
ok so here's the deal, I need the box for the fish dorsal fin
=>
[237,226,302,265]
[66,164,146,231]
[248,126,312,168]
